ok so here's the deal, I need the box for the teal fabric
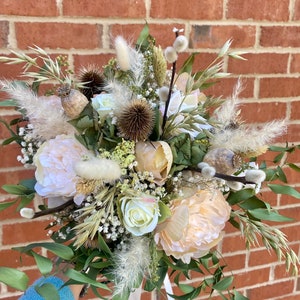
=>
[19,276,74,300]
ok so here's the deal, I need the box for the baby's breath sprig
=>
[232,210,299,276]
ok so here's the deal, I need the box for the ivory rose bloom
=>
[91,93,114,118]
[154,189,231,263]
[33,134,88,199]
[135,141,173,186]
[120,193,159,236]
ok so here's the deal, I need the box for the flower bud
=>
[115,36,131,71]
[158,86,169,102]
[164,46,178,63]
[173,35,188,53]
[20,208,35,219]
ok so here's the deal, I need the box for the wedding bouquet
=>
[0,24,299,300]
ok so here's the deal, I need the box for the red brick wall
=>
[0,1,300,299]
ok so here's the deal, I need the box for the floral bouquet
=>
[0,24,299,300]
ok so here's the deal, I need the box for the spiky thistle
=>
[116,99,155,141]
[78,65,106,99]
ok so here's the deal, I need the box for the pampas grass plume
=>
[113,237,151,296]
[74,157,121,182]
[115,36,131,71]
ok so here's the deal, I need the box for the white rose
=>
[91,94,114,118]
[33,134,89,199]
[120,193,159,236]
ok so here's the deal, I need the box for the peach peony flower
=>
[33,134,89,200]
[135,141,173,186]
[154,189,231,263]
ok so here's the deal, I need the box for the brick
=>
[260,26,300,47]
[0,143,24,168]
[222,253,246,270]
[110,23,183,49]
[249,248,278,267]
[73,54,114,73]
[260,77,300,98]
[204,77,255,98]
[291,100,300,120]
[0,169,35,196]
[233,268,270,288]
[228,53,289,75]
[294,0,300,20]
[227,0,289,21]
[246,280,294,299]
[190,25,256,49]
[63,0,146,18]
[238,102,287,123]
[290,54,300,73]
[150,0,223,20]
[2,219,51,245]
[0,21,9,48]
[222,234,246,253]
[274,263,296,280]
[15,23,102,50]
[285,124,300,143]
[0,249,35,268]
[0,0,58,16]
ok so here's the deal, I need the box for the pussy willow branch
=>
[214,172,255,184]
[162,31,179,132]
[32,199,74,219]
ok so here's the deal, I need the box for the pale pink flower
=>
[33,134,89,199]
[154,189,231,263]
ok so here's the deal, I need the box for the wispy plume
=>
[112,236,151,296]
[0,80,75,140]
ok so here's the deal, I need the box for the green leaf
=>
[136,23,150,48]
[233,290,249,300]
[178,53,198,75]
[0,199,17,211]
[35,283,60,300]
[2,184,32,195]
[14,242,74,260]
[97,232,112,256]
[0,99,18,106]
[64,268,111,290]
[248,208,293,222]
[226,189,255,205]
[158,201,171,223]
[0,267,29,291]
[287,163,300,173]
[32,252,53,276]
[238,196,267,210]
[212,276,233,291]
[268,184,300,199]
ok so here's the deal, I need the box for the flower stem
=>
[32,199,74,219]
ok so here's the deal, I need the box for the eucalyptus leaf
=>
[248,208,293,222]
[0,267,29,291]
[212,276,233,291]
[268,184,300,199]
[35,283,60,300]
[0,99,17,106]
[0,199,17,211]
[32,252,53,276]
[14,242,74,260]
[226,189,255,205]
[233,290,249,300]
[65,268,111,290]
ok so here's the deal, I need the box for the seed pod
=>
[203,148,242,175]
[58,84,89,119]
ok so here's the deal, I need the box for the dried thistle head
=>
[78,65,106,99]
[117,99,155,141]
